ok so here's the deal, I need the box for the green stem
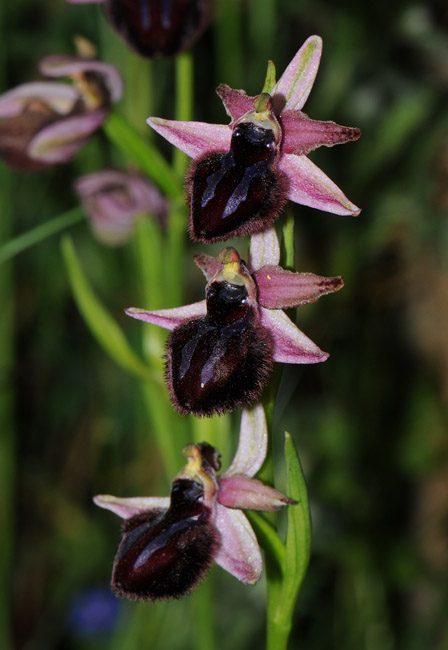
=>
[174,51,194,178]
[0,207,84,265]
[0,167,14,650]
[214,0,244,87]
[281,208,295,270]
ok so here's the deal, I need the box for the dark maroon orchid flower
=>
[147,36,361,242]
[126,228,343,416]
[95,405,294,600]
[66,0,210,59]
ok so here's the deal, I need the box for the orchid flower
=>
[75,169,167,245]
[95,404,294,599]
[66,0,210,59]
[147,35,361,242]
[126,228,343,416]
[0,51,123,171]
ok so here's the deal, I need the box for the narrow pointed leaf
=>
[280,432,312,616]
[61,236,155,382]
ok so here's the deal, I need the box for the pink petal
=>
[219,475,293,511]
[254,266,343,309]
[193,252,223,281]
[223,404,267,478]
[248,228,280,272]
[93,494,169,519]
[0,82,79,117]
[27,108,108,163]
[125,301,207,330]
[39,56,123,102]
[260,307,328,364]
[272,35,322,112]
[214,505,262,584]
[215,84,255,123]
[279,153,361,216]
[147,117,231,159]
[281,111,361,155]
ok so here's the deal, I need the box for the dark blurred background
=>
[1,0,448,649]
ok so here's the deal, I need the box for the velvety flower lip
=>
[147,35,361,240]
[126,227,343,366]
[95,404,294,591]
[75,168,167,245]
[0,52,123,171]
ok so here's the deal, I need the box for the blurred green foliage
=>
[1,0,448,649]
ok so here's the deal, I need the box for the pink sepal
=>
[260,307,328,364]
[219,475,293,511]
[0,82,79,117]
[93,494,169,519]
[248,228,280,272]
[214,505,262,585]
[147,116,231,159]
[194,252,223,281]
[279,153,361,216]
[38,55,123,102]
[223,404,267,478]
[281,111,361,155]
[28,108,107,162]
[254,266,343,309]
[272,35,322,112]
[125,301,207,330]
[215,84,255,123]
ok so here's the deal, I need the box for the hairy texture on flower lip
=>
[147,35,361,241]
[95,405,294,594]
[126,230,342,387]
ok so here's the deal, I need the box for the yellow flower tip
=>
[181,444,203,477]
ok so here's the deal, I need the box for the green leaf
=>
[103,112,180,199]
[282,432,312,605]
[61,236,157,383]
[266,433,312,650]
[0,207,84,265]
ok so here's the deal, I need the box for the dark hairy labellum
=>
[112,479,220,600]
[166,279,274,416]
[104,0,209,58]
[188,122,288,242]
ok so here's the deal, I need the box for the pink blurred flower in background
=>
[0,51,123,171]
[75,169,167,245]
